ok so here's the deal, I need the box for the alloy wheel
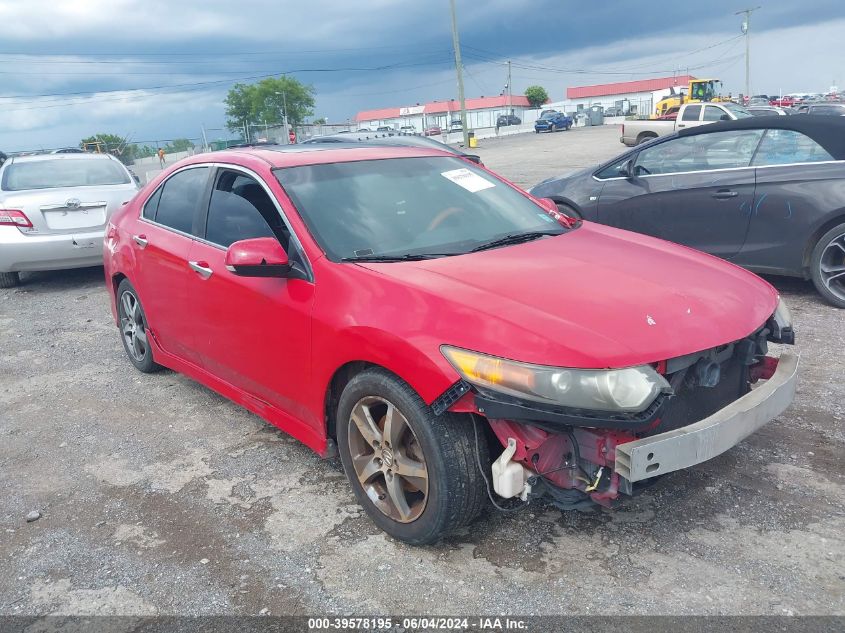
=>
[119,290,148,362]
[819,232,845,301]
[348,396,429,523]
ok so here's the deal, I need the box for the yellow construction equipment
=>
[653,79,729,118]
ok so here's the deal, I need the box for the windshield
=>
[1,158,131,191]
[540,112,558,119]
[275,156,567,261]
[722,103,754,119]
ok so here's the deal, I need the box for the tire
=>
[0,271,20,288]
[116,279,161,373]
[637,134,657,145]
[810,222,845,308]
[555,202,583,220]
[336,368,488,544]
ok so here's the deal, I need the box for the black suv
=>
[496,114,521,127]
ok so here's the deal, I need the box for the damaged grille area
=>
[646,347,749,435]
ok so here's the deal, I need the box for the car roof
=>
[5,152,119,163]
[676,115,845,160]
[207,144,453,169]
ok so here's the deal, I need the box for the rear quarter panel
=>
[739,162,845,275]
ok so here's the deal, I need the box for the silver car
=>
[0,153,138,287]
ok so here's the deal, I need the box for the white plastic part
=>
[491,437,529,499]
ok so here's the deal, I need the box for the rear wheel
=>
[0,271,20,288]
[637,134,657,145]
[116,279,161,373]
[336,368,487,544]
[810,222,845,308]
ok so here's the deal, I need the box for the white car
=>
[0,153,138,287]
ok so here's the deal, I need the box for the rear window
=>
[1,158,130,191]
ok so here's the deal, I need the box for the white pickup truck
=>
[621,102,753,146]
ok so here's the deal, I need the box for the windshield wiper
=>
[470,230,561,253]
[340,253,453,262]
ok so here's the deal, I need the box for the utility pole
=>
[449,0,469,147]
[736,6,761,102]
[275,90,290,144]
[507,60,512,114]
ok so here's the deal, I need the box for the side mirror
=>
[619,158,636,179]
[225,237,291,278]
[720,114,731,121]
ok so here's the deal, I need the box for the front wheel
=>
[0,271,20,288]
[810,222,845,308]
[336,369,488,544]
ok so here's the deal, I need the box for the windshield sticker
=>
[441,168,496,193]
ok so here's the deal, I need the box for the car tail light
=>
[0,209,33,228]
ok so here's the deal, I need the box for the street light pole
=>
[275,90,290,144]
[736,6,761,102]
[449,0,469,147]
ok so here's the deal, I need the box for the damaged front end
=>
[440,300,799,510]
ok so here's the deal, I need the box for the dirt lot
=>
[1,126,843,618]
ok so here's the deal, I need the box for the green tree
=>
[80,133,138,164]
[164,138,195,153]
[524,85,549,108]
[224,76,316,135]
[311,117,327,125]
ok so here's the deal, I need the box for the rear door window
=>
[153,167,209,235]
[751,129,833,166]
[681,105,702,121]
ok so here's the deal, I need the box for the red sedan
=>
[104,145,797,544]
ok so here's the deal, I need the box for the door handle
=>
[712,190,739,199]
[188,260,213,279]
[132,234,148,248]
[677,124,685,128]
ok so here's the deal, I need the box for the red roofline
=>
[566,75,696,100]
[356,94,532,122]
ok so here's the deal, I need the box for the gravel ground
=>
[1,125,843,618]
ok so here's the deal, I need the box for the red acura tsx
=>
[104,144,798,544]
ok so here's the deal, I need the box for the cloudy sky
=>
[1,0,843,151]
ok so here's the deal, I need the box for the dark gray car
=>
[529,116,845,307]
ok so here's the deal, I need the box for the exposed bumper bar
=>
[614,352,799,483]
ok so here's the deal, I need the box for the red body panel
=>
[104,146,779,458]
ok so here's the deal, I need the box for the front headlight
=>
[441,346,671,413]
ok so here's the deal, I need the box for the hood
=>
[529,167,589,195]
[358,222,778,369]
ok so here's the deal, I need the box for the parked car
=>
[770,97,798,107]
[496,114,521,127]
[0,153,138,287]
[399,125,417,134]
[748,106,791,117]
[423,125,442,136]
[448,119,463,132]
[603,106,624,117]
[534,110,573,133]
[301,131,482,164]
[621,102,753,146]
[530,116,845,307]
[805,103,845,116]
[104,143,797,544]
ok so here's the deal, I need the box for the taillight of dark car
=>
[0,209,33,228]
